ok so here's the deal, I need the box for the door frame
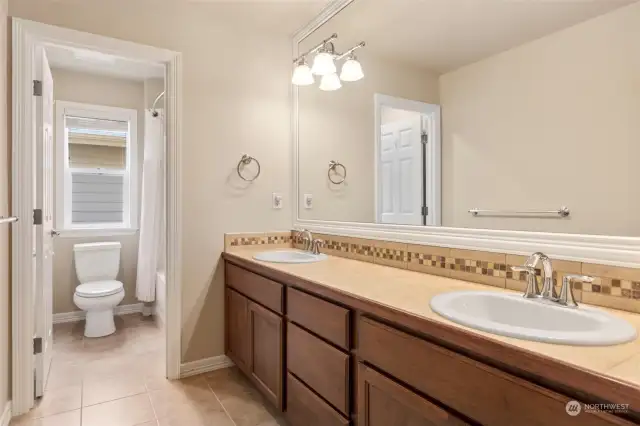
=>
[374,93,442,226]
[11,18,183,415]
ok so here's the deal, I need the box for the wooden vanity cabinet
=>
[225,270,284,409]
[223,257,638,426]
[225,288,250,374]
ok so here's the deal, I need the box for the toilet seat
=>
[76,280,123,298]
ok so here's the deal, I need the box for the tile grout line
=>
[206,380,238,426]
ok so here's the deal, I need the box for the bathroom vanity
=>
[223,248,640,426]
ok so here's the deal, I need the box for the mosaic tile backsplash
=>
[224,232,291,248]
[226,231,640,315]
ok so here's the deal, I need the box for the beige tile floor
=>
[11,314,286,426]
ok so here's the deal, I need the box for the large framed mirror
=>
[292,0,640,265]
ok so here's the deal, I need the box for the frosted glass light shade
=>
[292,62,314,86]
[340,58,364,82]
[311,51,336,76]
[319,73,342,91]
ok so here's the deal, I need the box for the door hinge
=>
[421,132,428,144]
[33,80,43,97]
[422,206,429,216]
[33,337,43,355]
[33,208,43,225]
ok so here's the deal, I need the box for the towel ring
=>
[328,160,346,185]
[237,154,261,182]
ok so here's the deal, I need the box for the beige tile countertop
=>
[225,246,640,389]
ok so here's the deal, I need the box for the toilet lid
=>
[76,281,123,298]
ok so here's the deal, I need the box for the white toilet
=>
[73,242,125,338]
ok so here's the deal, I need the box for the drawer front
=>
[287,287,350,349]
[226,263,283,314]
[287,373,349,426]
[357,363,469,426]
[358,317,630,426]
[287,323,350,415]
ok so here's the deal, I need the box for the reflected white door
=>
[34,47,55,398]
[378,116,423,225]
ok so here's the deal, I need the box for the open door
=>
[378,116,423,225]
[34,46,55,398]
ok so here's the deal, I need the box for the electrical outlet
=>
[272,193,283,209]
[303,194,313,209]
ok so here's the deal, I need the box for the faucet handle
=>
[511,265,540,298]
[311,239,324,255]
[558,274,593,308]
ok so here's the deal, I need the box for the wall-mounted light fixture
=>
[292,34,365,90]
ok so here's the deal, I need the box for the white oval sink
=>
[253,250,327,264]
[430,291,637,346]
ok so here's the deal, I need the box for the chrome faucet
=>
[310,239,324,255]
[296,229,313,251]
[511,252,593,308]
[529,252,556,300]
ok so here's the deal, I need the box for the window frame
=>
[55,100,138,237]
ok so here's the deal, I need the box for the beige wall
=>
[0,0,9,413]
[51,68,145,313]
[439,1,640,236]
[298,54,439,222]
[10,0,292,362]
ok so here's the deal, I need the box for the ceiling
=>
[301,0,637,74]
[45,44,165,81]
[12,0,333,37]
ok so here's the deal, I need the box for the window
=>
[56,101,138,235]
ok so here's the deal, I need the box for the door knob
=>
[50,229,60,237]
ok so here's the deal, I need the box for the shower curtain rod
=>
[150,91,165,117]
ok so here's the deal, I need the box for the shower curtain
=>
[136,110,164,303]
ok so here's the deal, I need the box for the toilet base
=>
[84,309,116,338]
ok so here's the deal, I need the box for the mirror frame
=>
[291,0,640,268]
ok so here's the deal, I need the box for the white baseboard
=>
[53,303,144,324]
[180,355,234,378]
[1,401,11,426]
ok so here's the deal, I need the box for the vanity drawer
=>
[286,373,349,426]
[287,323,350,415]
[226,263,283,314]
[358,317,631,426]
[357,363,469,426]
[287,287,350,349]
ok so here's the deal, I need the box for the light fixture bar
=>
[293,33,338,63]
[335,41,366,60]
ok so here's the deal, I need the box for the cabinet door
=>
[226,288,250,374]
[249,301,284,409]
[358,363,469,426]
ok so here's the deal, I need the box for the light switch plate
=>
[272,193,283,209]
[303,194,313,209]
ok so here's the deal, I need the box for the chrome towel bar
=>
[0,216,18,224]
[469,206,570,217]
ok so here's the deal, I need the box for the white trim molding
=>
[180,356,234,379]
[12,18,183,416]
[0,402,11,426]
[52,303,144,324]
[291,0,640,269]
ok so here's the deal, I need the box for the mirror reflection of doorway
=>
[375,94,441,226]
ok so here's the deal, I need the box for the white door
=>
[378,116,423,225]
[34,47,55,398]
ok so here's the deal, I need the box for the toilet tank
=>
[73,242,122,283]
